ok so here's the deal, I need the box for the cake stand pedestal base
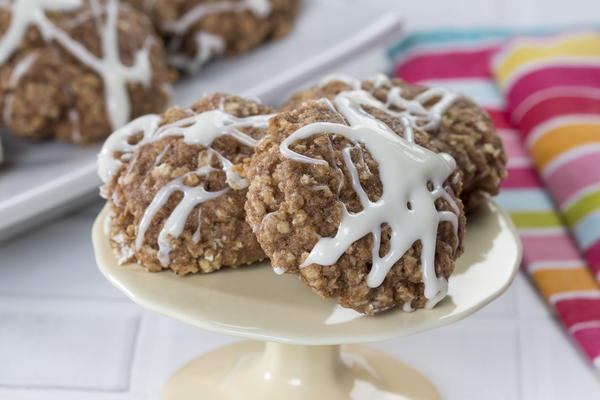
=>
[161,341,440,400]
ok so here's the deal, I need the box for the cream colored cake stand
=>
[92,199,521,400]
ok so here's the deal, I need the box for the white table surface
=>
[2,1,600,399]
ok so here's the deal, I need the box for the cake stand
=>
[92,199,521,399]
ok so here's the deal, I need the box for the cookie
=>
[98,93,274,274]
[126,0,300,73]
[282,75,507,210]
[246,89,466,314]
[0,0,171,144]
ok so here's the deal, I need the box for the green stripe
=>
[509,211,563,228]
[564,189,600,228]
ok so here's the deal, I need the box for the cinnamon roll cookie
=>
[282,75,507,210]
[99,93,274,274]
[246,88,466,314]
[0,0,171,144]
[127,0,300,73]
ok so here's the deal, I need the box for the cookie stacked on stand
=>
[99,73,507,315]
[0,0,299,146]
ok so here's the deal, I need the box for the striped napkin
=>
[389,29,600,370]
[492,31,600,280]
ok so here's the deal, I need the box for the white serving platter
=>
[0,0,402,241]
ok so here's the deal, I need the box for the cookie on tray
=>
[98,93,274,274]
[0,0,171,144]
[281,75,507,211]
[246,89,467,314]
[126,0,300,73]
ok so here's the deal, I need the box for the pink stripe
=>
[572,326,600,360]
[555,298,600,329]
[585,241,600,276]
[546,150,600,206]
[518,95,600,138]
[502,166,544,188]
[506,66,600,113]
[496,127,520,141]
[484,108,513,130]
[394,47,498,82]
[521,234,582,265]
[502,134,529,159]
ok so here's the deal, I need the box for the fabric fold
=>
[492,31,600,280]
[389,30,600,370]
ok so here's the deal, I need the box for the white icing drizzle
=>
[98,104,273,266]
[98,114,162,183]
[0,0,153,130]
[68,109,82,143]
[279,89,459,308]
[162,0,271,34]
[7,52,37,86]
[3,51,37,125]
[192,210,203,244]
[402,300,414,312]
[320,74,462,254]
[136,165,228,265]
[254,210,275,233]
[322,73,461,133]
[168,32,225,74]
[161,0,272,72]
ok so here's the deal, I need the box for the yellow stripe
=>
[510,211,562,228]
[495,32,600,85]
[564,189,600,227]
[530,124,600,169]
[532,267,600,299]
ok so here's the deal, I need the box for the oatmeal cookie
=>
[0,0,171,144]
[282,75,507,210]
[126,0,300,73]
[246,90,466,314]
[99,93,274,274]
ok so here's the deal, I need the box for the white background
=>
[2,0,600,399]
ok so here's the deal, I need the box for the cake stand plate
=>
[92,199,521,399]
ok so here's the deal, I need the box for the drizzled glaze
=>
[279,87,460,309]
[137,166,227,265]
[323,74,462,253]
[168,32,225,73]
[160,0,272,72]
[322,73,460,133]
[3,51,37,125]
[98,103,273,265]
[0,0,153,130]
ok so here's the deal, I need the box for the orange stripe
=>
[531,124,600,169]
[532,267,599,299]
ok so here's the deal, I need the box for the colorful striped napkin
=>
[389,30,600,370]
[492,31,600,281]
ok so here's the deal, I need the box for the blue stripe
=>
[574,210,600,249]
[496,189,556,212]
[388,29,513,60]
[387,26,600,61]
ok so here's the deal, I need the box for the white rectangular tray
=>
[0,1,401,241]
